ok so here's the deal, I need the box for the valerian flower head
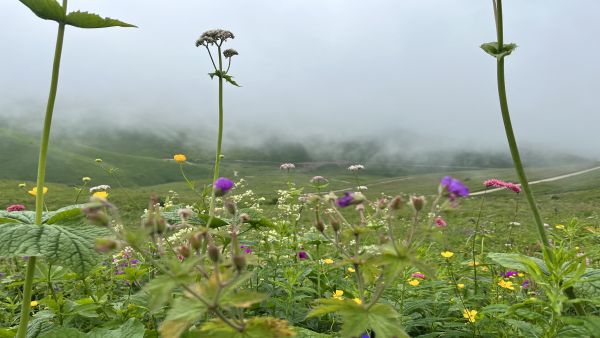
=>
[223,48,238,58]
[280,163,295,171]
[196,29,235,47]
[348,164,365,172]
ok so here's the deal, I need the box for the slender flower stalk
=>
[17,3,68,336]
[487,0,584,315]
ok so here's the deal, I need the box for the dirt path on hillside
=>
[469,166,600,196]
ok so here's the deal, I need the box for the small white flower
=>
[280,163,296,170]
[347,164,365,172]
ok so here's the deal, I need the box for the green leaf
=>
[42,204,85,224]
[292,327,332,338]
[308,299,408,338]
[142,275,179,313]
[38,328,86,338]
[196,214,229,228]
[208,71,241,87]
[18,0,66,23]
[65,11,136,29]
[0,222,111,275]
[487,252,548,274]
[481,42,518,59]
[0,211,35,224]
[197,317,294,338]
[221,291,267,308]
[159,297,207,338]
[87,319,145,338]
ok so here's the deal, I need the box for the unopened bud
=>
[82,177,92,183]
[377,197,388,210]
[178,245,191,258]
[233,254,246,271]
[190,232,203,250]
[330,218,341,232]
[224,200,236,215]
[315,220,325,233]
[208,244,220,263]
[178,208,192,221]
[410,196,425,212]
[239,213,250,223]
[389,196,403,211]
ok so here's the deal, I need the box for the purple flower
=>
[214,177,234,197]
[440,176,469,199]
[298,251,308,260]
[336,192,354,207]
[240,245,252,254]
[501,270,518,278]
[522,279,530,289]
[130,259,139,265]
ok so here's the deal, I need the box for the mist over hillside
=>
[0,123,595,186]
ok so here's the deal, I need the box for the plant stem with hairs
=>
[17,3,67,336]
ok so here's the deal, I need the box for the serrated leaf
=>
[18,0,65,23]
[0,211,35,224]
[481,42,518,59]
[159,297,207,338]
[38,328,86,338]
[65,11,136,29]
[42,204,85,224]
[142,275,179,313]
[198,317,294,338]
[0,222,111,275]
[208,70,241,87]
[487,252,548,274]
[221,291,267,308]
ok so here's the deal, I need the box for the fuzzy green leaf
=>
[42,204,85,224]
[18,0,66,23]
[481,42,518,59]
[0,222,111,275]
[65,11,136,29]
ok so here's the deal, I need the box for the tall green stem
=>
[17,3,67,336]
[209,46,224,218]
[493,0,584,315]
[493,0,549,248]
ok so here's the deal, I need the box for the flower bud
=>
[410,196,425,212]
[178,245,191,258]
[239,213,250,223]
[377,197,388,210]
[190,232,203,251]
[224,200,237,215]
[315,220,325,233]
[233,254,246,272]
[389,196,403,210]
[178,208,192,222]
[82,177,92,183]
[208,244,220,263]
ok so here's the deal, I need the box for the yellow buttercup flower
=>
[347,267,355,273]
[457,283,465,289]
[30,301,39,307]
[332,290,344,300]
[463,309,477,323]
[441,251,454,258]
[498,279,515,290]
[517,273,524,278]
[173,154,187,163]
[554,224,565,230]
[28,187,48,196]
[323,258,334,265]
[92,191,109,200]
[408,279,420,286]
[353,298,362,305]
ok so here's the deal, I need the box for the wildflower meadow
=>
[0,1,599,337]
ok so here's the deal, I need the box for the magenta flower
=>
[434,216,447,227]
[240,245,252,254]
[411,272,425,279]
[501,270,518,278]
[6,204,26,212]
[483,178,521,193]
[441,176,469,199]
[298,251,308,260]
[214,177,234,196]
[336,192,355,207]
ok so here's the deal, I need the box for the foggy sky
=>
[1,0,599,158]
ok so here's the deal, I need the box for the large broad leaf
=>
[65,11,136,29]
[43,204,85,224]
[196,317,294,338]
[38,328,86,338]
[0,210,35,225]
[0,222,111,275]
[38,319,144,338]
[18,0,66,22]
[487,252,549,274]
[308,299,409,338]
[159,297,207,338]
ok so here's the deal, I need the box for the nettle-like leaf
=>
[208,71,241,87]
[307,299,409,338]
[18,0,66,22]
[481,42,518,59]
[159,297,208,338]
[64,11,136,29]
[196,317,294,338]
[487,252,549,274]
[0,205,84,225]
[38,319,144,338]
[0,222,111,275]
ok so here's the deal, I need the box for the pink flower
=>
[435,216,447,227]
[483,179,521,193]
[411,272,425,279]
[6,204,26,212]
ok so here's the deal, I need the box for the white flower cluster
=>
[167,227,193,244]
[280,163,295,170]
[90,185,111,193]
[347,164,365,172]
